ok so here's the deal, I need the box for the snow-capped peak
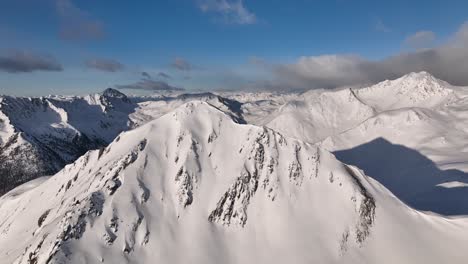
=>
[353,71,455,111]
[392,71,449,87]
[0,101,380,263]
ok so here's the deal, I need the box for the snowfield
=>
[0,72,468,263]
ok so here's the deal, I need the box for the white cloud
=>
[404,31,436,49]
[197,0,256,25]
[266,21,468,90]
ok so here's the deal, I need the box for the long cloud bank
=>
[272,21,468,89]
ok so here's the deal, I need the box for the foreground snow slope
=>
[0,102,467,264]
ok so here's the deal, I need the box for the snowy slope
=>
[0,102,467,264]
[266,88,376,143]
[320,103,468,215]
[317,74,468,215]
[262,72,458,144]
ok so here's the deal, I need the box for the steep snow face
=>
[0,104,15,145]
[266,88,375,143]
[0,97,79,146]
[0,91,136,195]
[354,72,456,111]
[1,102,467,264]
[0,133,64,194]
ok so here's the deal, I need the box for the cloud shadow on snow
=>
[334,137,468,216]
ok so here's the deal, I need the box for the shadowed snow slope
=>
[333,138,468,215]
[0,89,136,195]
[0,102,467,264]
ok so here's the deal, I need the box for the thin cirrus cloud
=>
[85,58,124,72]
[267,21,468,90]
[0,50,63,73]
[375,18,392,33]
[196,0,256,25]
[55,0,105,41]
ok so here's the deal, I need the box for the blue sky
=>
[1,0,468,96]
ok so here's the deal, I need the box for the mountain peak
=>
[406,71,432,77]
[398,71,442,83]
[102,88,128,99]
[352,71,454,111]
[0,100,383,263]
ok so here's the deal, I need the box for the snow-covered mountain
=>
[314,74,468,215]
[2,72,467,206]
[1,101,467,264]
[261,72,458,143]
[215,72,468,216]
[1,71,468,263]
[0,88,248,195]
[352,71,456,111]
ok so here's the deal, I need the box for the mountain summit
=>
[353,71,454,110]
[102,88,128,100]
